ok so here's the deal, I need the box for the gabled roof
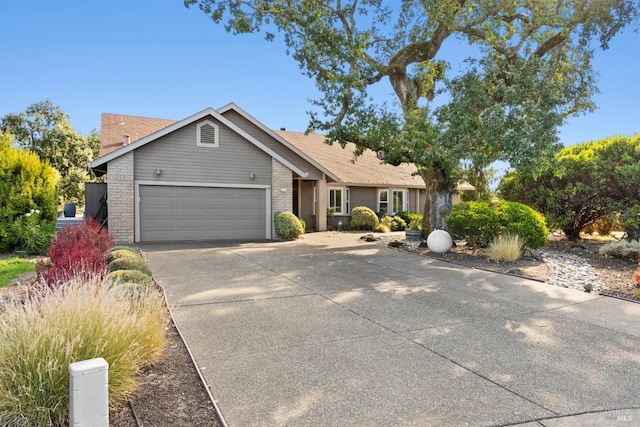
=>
[90,107,309,178]
[218,103,339,182]
[276,130,425,188]
[91,104,437,189]
[99,113,176,157]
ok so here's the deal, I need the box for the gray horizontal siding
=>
[134,120,272,185]
[349,187,377,212]
[222,110,324,180]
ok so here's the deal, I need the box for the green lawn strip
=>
[0,258,36,288]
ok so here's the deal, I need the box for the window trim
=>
[328,187,350,216]
[196,120,220,148]
[378,188,407,215]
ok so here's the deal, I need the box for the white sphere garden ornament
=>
[426,230,453,253]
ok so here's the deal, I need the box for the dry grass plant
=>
[0,276,168,426]
[486,233,524,263]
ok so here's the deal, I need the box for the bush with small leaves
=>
[621,204,640,241]
[106,248,140,264]
[106,269,153,286]
[598,240,640,261]
[108,245,138,254]
[447,201,547,249]
[107,256,153,276]
[274,211,304,239]
[350,206,379,230]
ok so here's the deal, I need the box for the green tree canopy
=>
[1,100,100,204]
[186,0,638,230]
[498,134,640,239]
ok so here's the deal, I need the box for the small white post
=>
[69,357,109,427]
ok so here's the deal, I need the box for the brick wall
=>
[107,152,135,243]
[271,159,293,238]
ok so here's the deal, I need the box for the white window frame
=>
[196,120,219,148]
[378,188,407,215]
[328,187,350,215]
[378,189,389,214]
[392,189,407,214]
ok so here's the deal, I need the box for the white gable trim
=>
[218,103,340,182]
[90,107,308,178]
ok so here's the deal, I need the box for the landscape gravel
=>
[376,235,606,294]
[534,251,604,293]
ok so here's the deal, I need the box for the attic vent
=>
[196,120,219,148]
[123,135,130,146]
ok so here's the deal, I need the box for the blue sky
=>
[1,1,639,150]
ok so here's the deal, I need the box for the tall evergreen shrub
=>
[0,132,58,253]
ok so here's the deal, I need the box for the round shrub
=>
[447,202,501,247]
[106,269,153,286]
[106,248,140,264]
[107,256,152,276]
[494,200,548,249]
[108,245,138,254]
[447,201,547,249]
[350,206,379,230]
[274,211,304,239]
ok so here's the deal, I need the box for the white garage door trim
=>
[134,180,272,242]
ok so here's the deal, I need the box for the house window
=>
[196,120,219,148]
[378,189,389,214]
[379,189,407,215]
[392,190,405,214]
[329,187,349,215]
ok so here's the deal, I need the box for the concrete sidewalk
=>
[141,232,640,426]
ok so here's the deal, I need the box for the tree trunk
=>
[420,167,454,234]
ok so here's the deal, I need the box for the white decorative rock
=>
[426,230,453,253]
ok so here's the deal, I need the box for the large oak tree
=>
[186,0,638,230]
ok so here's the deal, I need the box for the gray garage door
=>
[139,185,266,242]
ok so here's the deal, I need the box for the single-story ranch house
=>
[89,103,472,243]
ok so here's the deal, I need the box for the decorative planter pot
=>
[63,203,76,218]
[405,229,422,241]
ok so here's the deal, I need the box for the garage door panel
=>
[140,185,266,242]
[176,207,207,218]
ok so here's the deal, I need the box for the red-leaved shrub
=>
[38,218,114,286]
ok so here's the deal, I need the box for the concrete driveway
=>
[141,232,640,426]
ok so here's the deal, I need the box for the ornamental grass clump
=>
[485,233,524,262]
[0,276,168,426]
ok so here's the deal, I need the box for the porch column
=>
[316,175,327,232]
